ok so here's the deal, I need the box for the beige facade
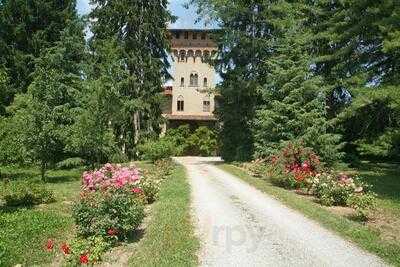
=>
[163,29,218,125]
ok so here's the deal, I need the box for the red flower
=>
[80,254,89,264]
[107,228,118,236]
[61,243,70,255]
[131,187,143,194]
[46,239,54,251]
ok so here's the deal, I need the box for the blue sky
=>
[77,0,205,29]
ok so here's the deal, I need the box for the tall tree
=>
[5,18,86,178]
[193,0,277,161]
[252,1,342,164]
[310,0,400,159]
[89,0,173,158]
[193,0,342,163]
[0,0,77,111]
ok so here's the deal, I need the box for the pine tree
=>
[193,0,277,161]
[89,0,173,158]
[0,0,77,109]
[7,18,86,179]
[252,2,342,164]
[310,0,400,159]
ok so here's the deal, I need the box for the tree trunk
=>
[41,161,46,182]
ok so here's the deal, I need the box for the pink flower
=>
[107,228,118,236]
[132,187,143,194]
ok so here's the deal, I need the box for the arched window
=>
[180,77,184,87]
[203,77,208,87]
[179,50,186,62]
[177,95,184,111]
[190,73,198,87]
[203,96,211,112]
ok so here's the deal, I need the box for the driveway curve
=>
[173,157,387,267]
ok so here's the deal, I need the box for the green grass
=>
[129,165,199,267]
[0,166,82,267]
[218,163,400,266]
[357,161,400,214]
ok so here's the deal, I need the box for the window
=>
[175,32,180,39]
[180,77,184,87]
[184,31,189,39]
[203,77,208,87]
[177,96,184,111]
[203,100,210,112]
[190,73,198,87]
[201,33,206,40]
[193,33,197,39]
[179,50,186,62]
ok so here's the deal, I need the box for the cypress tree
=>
[89,0,173,158]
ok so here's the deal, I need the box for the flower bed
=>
[43,161,176,265]
[241,143,376,220]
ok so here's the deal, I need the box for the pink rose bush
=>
[82,163,140,191]
[243,143,376,219]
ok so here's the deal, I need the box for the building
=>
[162,29,218,131]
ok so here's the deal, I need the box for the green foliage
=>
[347,193,377,221]
[138,138,177,162]
[89,1,174,157]
[0,180,55,208]
[186,126,218,156]
[56,157,84,170]
[138,177,161,204]
[139,125,218,160]
[0,0,77,106]
[66,236,111,265]
[4,18,86,177]
[164,125,192,155]
[72,190,145,239]
[338,86,400,159]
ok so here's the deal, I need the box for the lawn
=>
[0,166,82,267]
[218,162,400,266]
[129,165,199,266]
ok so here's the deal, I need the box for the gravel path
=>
[174,157,387,267]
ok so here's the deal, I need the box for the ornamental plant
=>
[73,163,145,240]
[267,142,322,189]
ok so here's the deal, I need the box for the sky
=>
[76,0,206,29]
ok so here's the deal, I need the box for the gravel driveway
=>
[174,157,387,267]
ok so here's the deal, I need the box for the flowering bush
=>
[81,163,140,191]
[266,143,322,189]
[242,143,376,219]
[60,236,110,265]
[73,189,145,239]
[73,163,145,240]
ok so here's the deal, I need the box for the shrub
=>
[312,172,366,206]
[186,126,218,156]
[138,177,161,203]
[0,180,55,208]
[154,159,174,177]
[56,157,84,170]
[65,236,110,265]
[72,189,145,239]
[164,125,191,155]
[347,193,377,221]
[73,163,145,239]
[138,138,176,162]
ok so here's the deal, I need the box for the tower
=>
[162,29,218,129]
